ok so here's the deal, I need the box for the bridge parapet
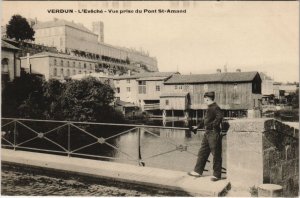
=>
[227,118,299,197]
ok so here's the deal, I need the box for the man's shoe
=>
[211,176,221,182]
[188,171,202,177]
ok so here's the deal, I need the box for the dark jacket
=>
[198,102,223,132]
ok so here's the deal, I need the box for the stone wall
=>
[227,118,299,197]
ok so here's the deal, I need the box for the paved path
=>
[2,149,230,196]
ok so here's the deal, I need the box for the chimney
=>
[26,53,31,73]
[216,69,222,73]
[35,17,38,25]
[128,70,131,76]
[236,69,241,72]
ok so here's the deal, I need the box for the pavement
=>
[2,149,230,196]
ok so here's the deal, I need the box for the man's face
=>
[204,97,211,105]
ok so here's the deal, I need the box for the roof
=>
[164,71,260,84]
[116,100,137,107]
[1,40,19,51]
[113,72,178,80]
[259,72,273,80]
[33,19,96,35]
[160,92,189,98]
[20,51,98,63]
[138,76,169,81]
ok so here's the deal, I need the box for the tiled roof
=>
[164,71,260,84]
[1,40,19,50]
[113,72,178,80]
[33,19,96,35]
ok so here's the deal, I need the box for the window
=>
[156,85,160,91]
[116,87,120,93]
[79,62,81,68]
[175,85,178,90]
[67,61,70,67]
[127,79,130,84]
[53,68,57,76]
[165,100,169,106]
[60,60,63,66]
[84,71,87,75]
[138,81,146,94]
[78,70,81,74]
[73,69,76,75]
[90,63,92,69]
[1,58,9,73]
[73,62,75,67]
[84,63,86,69]
[126,87,131,92]
[54,59,57,65]
[60,68,64,76]
[67,69,70,76]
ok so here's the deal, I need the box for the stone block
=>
[269,148,281,167]
[258,184,283,197]
[263,151,271,183]
[270,165,282,184]
[294,128,299,139]
[281,161,295,180]
[295,159,299,175]
[264,119,275,131]
[274,120,284,132]
[228,119,270,132]
[263,134,275,150]
[286,145,295,160]
[282,124,293,137]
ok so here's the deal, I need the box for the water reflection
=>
[111,120,227,173]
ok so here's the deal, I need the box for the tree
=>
[60,77,124,122]
[6,15,35,41]
[2,73,45,117]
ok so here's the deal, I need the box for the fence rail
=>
[1,118,226,173]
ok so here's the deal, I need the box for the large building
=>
[20,52,97,80]
[32,18,158,72]
[113,72,178,110]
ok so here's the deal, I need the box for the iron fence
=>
[1,118,226,173]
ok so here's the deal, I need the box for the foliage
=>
[2,73,45,118]
[6,15,35,41]
[2,75,124,123]
[274,109,299,122]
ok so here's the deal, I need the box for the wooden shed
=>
[163,71,262,117]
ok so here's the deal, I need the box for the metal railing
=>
[1,118,226,173]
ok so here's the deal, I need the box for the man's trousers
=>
[194,130,222,178]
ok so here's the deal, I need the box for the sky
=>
[2,1,299,83]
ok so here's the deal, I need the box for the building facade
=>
[32,18,158,72]
[20,52,96,80]
[113,72,177,110]
[163,71,262,118]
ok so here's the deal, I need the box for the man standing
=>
[188,91,223,181]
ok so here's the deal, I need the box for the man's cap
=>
[204,91,215,99]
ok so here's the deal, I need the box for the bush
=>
[2,75,125,123]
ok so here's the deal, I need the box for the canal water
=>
[110,120,227,174]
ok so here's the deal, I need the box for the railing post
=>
[13,119,17,150]
[138,127,145,166]
[68,122,70,157]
